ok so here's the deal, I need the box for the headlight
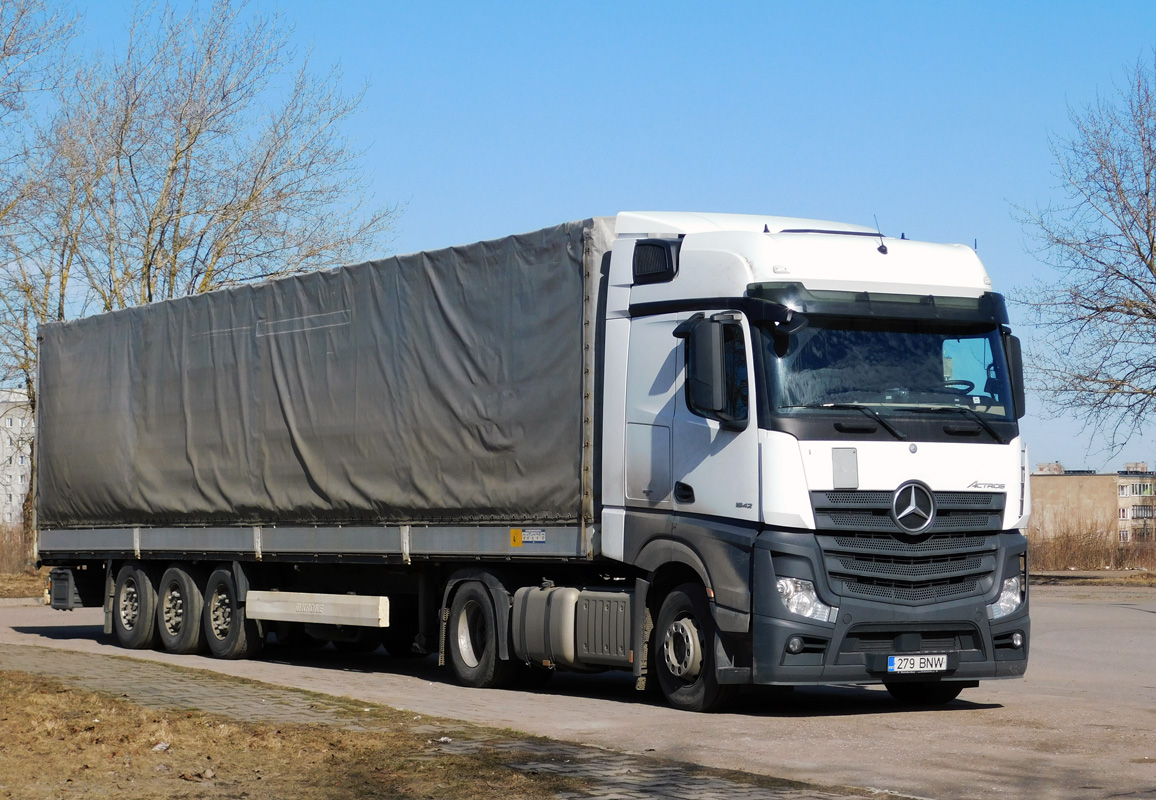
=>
[776,577,837,623]
[987,576,1022,620]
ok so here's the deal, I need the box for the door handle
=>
[674,482,695,504]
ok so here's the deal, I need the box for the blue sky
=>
[78,1,1156,471]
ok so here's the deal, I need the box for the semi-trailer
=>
[38,212,1030,711]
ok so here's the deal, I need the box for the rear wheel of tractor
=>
[447,581,514,688]
[202,566,263,660]
[654,583,737,712]
[885,681,964,706]
[113,563,159,650]
[156,564,206,654]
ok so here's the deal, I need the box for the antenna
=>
[873,214,888,255]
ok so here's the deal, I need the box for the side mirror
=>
[1005,334,1026,419]
[688,321,727,414]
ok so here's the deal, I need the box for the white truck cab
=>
[598,212,1029,710]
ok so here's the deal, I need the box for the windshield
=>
[761,317,1015,420]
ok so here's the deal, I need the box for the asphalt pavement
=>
[0,584,1154,799]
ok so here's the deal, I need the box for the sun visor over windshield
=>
[747,283,1009,325]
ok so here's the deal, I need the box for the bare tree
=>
[1018,52,1156,448]
[0,0,397,561]
[55,0,397,311]
[0,0,77,222]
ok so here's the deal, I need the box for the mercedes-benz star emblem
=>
[891,481,936,534]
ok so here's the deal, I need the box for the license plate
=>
[887,654,947,673]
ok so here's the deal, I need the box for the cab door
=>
[671,312,761,523]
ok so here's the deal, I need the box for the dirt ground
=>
[0,669,578,800]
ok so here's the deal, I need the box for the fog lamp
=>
[786,636,804,654]
[776,577,837,622]
[1011,632,1024,649]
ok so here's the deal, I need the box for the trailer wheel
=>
[156,565,205,654]
[202,566,263,660]
[654,583,737,712]
[885,681,964,706]
[113,563,159,650]
[447,581,513,688]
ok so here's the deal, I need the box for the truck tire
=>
[202,566,263,660]
[654,583,737,712]
[447,581,514,688]
[885,681,964,706]
[113,563,159,650]
[156,564,206,654]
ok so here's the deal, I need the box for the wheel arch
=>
[635,539,711,599]
[438,568,513,665]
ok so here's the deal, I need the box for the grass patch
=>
[1032,571,1156,587]
[0,524,31,574]
[0,568,46,599]
[0,670,580,800]
[1026,526,1156,571]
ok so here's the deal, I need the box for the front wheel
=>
[202,566,263,660]
[446,581,513,688]
[885,681,965,706]
[654,583,737,712]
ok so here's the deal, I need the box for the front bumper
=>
[750,599,1029,685]
[745,527,1030,685]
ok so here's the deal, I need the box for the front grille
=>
[831,553,986,579]
[805,490,1004,606]
[816,530,998,606]
[840,576,980,603]
[811,490,1005,534]
[823,510,1000,531]
[832,531,995,553]
[821,491,997,507]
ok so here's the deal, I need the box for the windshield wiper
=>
[783,403,907,441]
[908,406,1007,444]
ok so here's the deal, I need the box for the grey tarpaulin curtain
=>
[37,219,612,528]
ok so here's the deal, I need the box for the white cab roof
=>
[615,212,994,299]
[615,211,877,237]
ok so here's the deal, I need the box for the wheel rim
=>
[455,599,486,668]
[663,614,703,680]
[119,577,140,631]
[209,584,232,640]
[162,582,184,636]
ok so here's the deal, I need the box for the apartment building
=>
[1031,462,1156,543]
[0,390,32,526]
